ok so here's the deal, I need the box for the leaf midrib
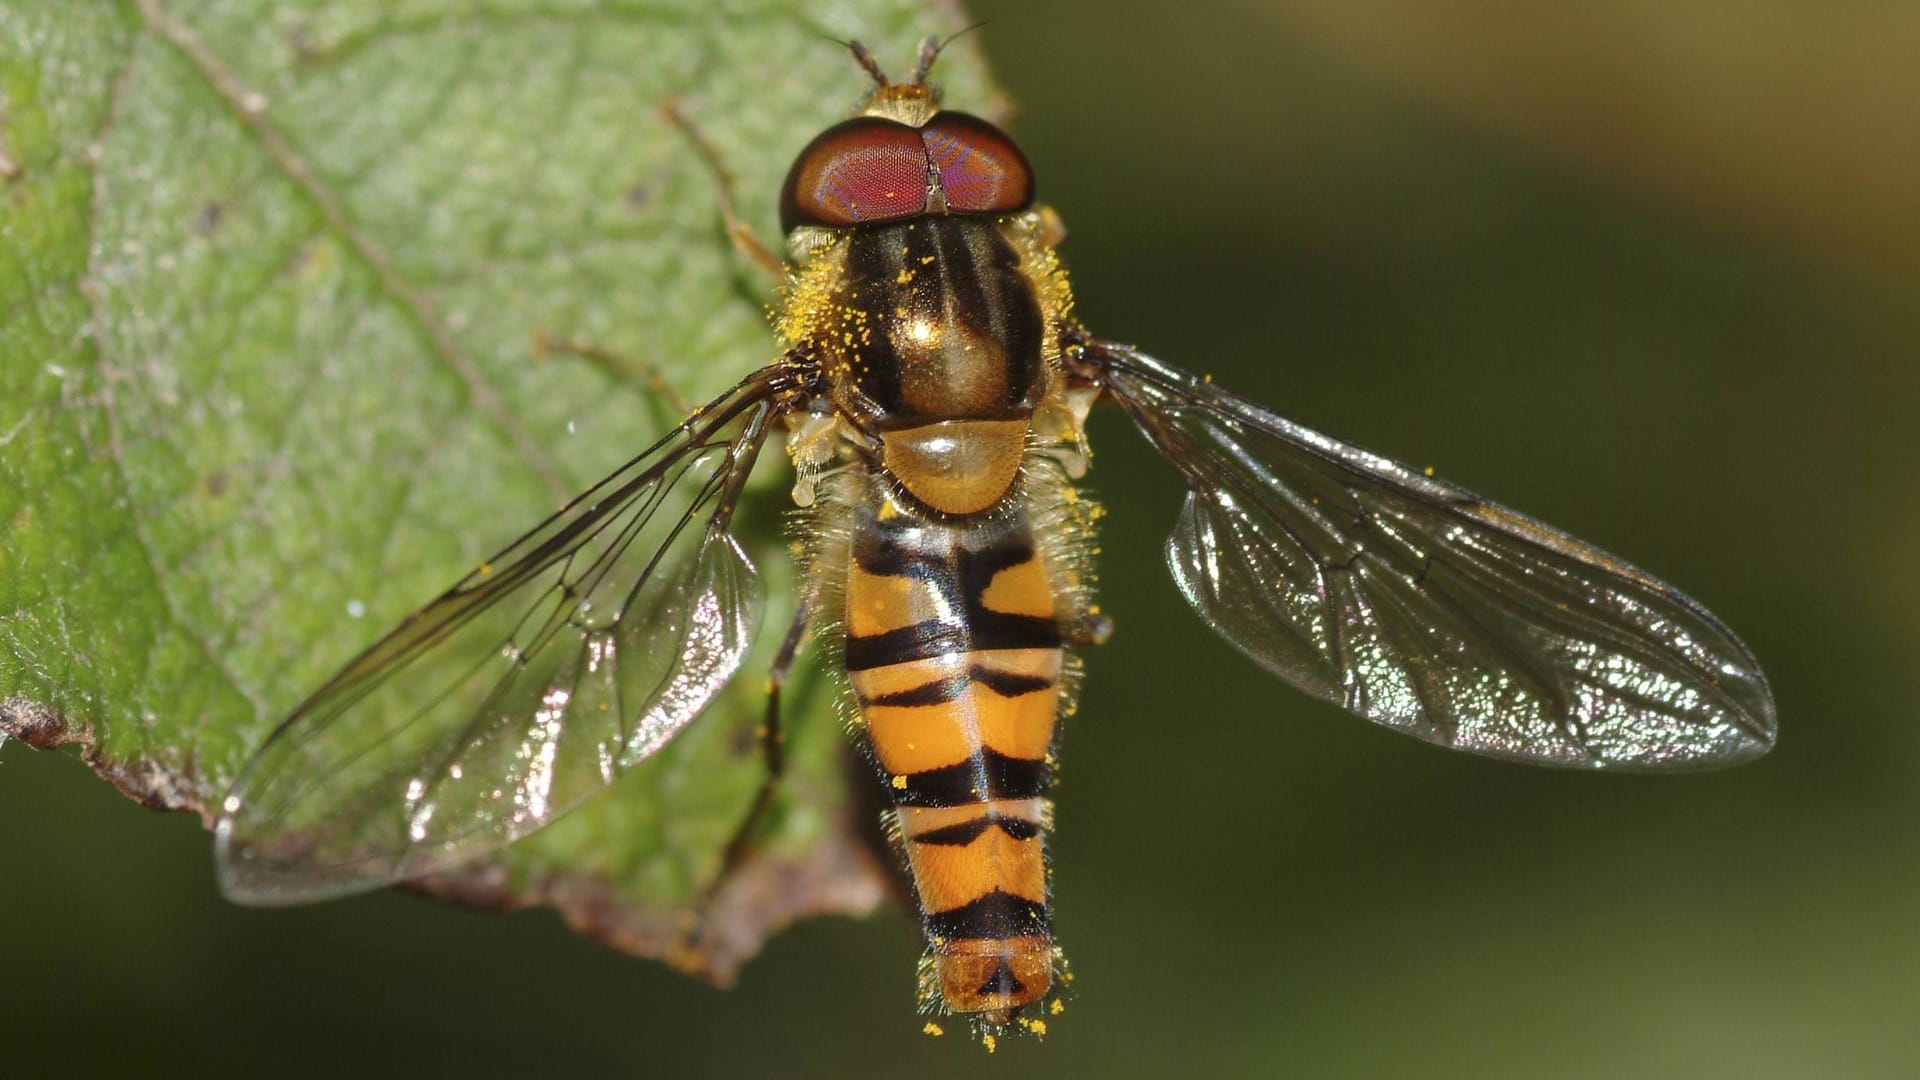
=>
[126,0,572,504]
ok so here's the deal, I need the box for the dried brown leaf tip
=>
[2,697,210,816]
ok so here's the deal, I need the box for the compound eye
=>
[780,118,930,231]
[920,112,1034,215]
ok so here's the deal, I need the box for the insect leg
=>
[695,586,816,915]
[660,98,789,283]
[529,334,691,424]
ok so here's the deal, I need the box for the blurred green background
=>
[5,1,1917,1076]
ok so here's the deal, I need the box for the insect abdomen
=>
[843,486,1064,1022]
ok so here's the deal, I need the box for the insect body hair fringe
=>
[1019,453,1102,717]
[786,467,858,736]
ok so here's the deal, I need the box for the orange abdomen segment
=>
[843,491,1064,1021]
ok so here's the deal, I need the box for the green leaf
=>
[0,0,998,982]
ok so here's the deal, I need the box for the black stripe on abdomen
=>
[910,815,1044,846]
[924,888,1052,941]
[844,613,1062,672]
[893,748,1052,808]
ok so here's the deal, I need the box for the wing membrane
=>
[216,368,787,904]
[1085,341,1775,770]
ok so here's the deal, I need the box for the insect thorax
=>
[780,212,1082,517]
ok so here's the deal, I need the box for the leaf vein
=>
[131,0,571,504]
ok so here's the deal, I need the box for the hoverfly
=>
[214,35,1777,1035]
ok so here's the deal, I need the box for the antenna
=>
[909,21,988,86]
[847,39,891,88]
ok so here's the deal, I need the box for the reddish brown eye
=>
[919,111,1033,215]
[780,118,930,231]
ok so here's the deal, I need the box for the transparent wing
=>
[216,368,790,904]
[1082,340,1775,770]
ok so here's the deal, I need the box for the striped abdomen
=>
[844,486,1063,1023]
